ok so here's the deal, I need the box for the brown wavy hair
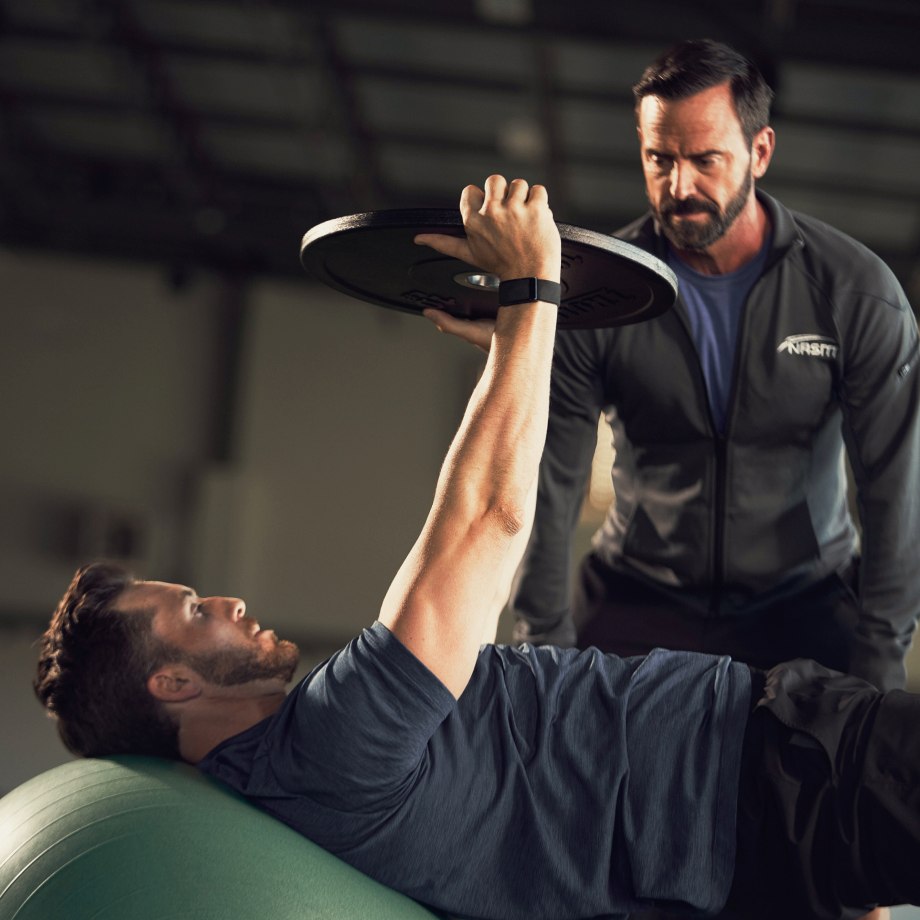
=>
[35,562,182,757]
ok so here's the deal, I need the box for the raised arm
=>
[378,176,561,698]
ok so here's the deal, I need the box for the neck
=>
[672,196,770,276]
[177,690,288,763]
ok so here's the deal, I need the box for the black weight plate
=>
[300,209,677,330]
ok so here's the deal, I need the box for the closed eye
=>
[693,154,718,169]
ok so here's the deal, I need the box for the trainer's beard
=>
[655,169,753,251]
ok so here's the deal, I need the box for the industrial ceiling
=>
[1,0,919,290]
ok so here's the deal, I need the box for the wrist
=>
[498,277,562,307]
[498,265,560,284]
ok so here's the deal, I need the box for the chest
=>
[600,280,840,441]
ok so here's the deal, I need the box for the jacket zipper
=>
[710,435,727,615]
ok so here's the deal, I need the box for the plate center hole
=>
[453,271,500,291]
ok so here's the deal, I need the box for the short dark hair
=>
[35,562,182,758]
[633,39,774,145]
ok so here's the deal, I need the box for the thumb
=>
[414,232,475,264]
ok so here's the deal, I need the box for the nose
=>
[204,597,246,621]
[669,161,696,200]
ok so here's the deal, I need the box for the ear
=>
[751,125,775,179]
[147,665,202,703]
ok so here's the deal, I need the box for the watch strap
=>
[498,277,562,307]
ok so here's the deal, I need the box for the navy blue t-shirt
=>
[199,623,751,919]
[667,238,770,433]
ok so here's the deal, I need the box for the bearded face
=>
[652,168,753,251]
[182,633,300,687]
[637,84,772,257]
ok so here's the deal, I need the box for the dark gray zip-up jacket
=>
[510,190,920,690]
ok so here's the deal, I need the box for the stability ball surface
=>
[0,756,443,919]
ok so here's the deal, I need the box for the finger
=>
[459,184,484,223]
[423,309,476,338]
[422,310,494,352]
[527,183,548,205]
[422,308,452,332]
[482,174,508,209]
[414,232,475,264]
[506,178,530,202]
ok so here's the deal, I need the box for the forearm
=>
[511,333,605,644]
[379,176,561,697]
[439,302,556,529]
[382,303,556,680]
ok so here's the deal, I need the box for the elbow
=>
[488,501,528,538]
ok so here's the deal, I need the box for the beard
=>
[653,168,753,251]
[184,633,300,687]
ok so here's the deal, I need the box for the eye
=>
[193,603,206,618]
[647,153,673,173]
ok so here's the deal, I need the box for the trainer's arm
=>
[379,175,561,698]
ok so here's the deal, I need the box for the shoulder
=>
[796,212,889,271]
[767,193,905,303]
[243,625,460,794]
[309,623,457,712]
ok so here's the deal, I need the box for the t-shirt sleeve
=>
[268,621,457,808]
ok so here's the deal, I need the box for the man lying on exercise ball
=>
[35,176,920,919]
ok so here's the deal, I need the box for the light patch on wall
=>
[474,0,533,25]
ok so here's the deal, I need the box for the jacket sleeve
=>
[509,329,607,646]
[839,271,920,690]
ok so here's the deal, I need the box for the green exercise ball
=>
[0,756,442,919]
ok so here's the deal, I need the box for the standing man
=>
[511,39,920,695]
